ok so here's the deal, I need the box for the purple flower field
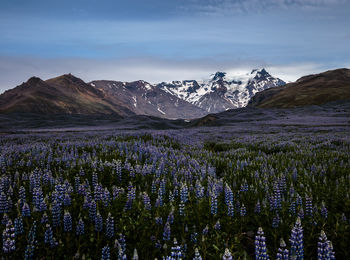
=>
[0,124,349,259]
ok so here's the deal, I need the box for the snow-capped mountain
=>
[158,68,285,113]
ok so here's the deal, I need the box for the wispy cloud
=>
[183,0,346,15]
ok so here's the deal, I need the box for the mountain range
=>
[1,68,349,123]
[0,69,285,119]
[0,68,349,130]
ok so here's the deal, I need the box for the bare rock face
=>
[90,80,207,119]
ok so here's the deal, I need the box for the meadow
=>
[0,126,349,259]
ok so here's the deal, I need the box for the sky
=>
[0,0,350,92]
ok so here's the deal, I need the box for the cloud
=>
[1,56,345,93]
[183,0,346,15]
[266,63,327,82]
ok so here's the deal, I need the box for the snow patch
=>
[157,106,166,115]
[133,96,137,108]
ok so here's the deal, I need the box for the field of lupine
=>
[0,128,349,259]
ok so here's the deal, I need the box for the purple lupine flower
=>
[2,219,15,253]
[151,180,157,194]
[51,200,61,227]
[318,230,335,260]
[290,217,304,260]
[255,201,261,214]
[155,194,163,207]
[14,217,24,235]
[169,191,175,202]
[103,188,111,207]
[163,222,171,241]
[89,200,97,221]
[63,193,71,206]
[24,221,36,260]
[133,248,139,260]
[180,183,189,203]
[289,200,296,215]
[117,233,127,257]
[79,167,85,177]
[223,248,233,260]
[124,185,136,211]
[227,202,234,217]
[298,208,304,220]
[142,192,151,210]
[214,220,221,230]
[2,213,9,225]
[39,198,47,212]
[326,241,335,260]
[341,213,347,223]
[190,230,198,244]
[41,212,49,224]
[63,211,72,232]
[22,202,31,217]
[240,180,249,192]
[76,218,85,236]
[202,225,209,235]
[321,202,328,219]
[210,193,218,215]
[193,248,202,260]
[255,227,269,260]
[273,181,282,210]
[179,200,185,216]
[101,245,110,260]
[224,184,234,206]
[19,186,26,205]
[83,196,90,210]
[95,212,103,232]
[272,214,280,228]
[195,181,204,199]
[44,224,58,248]
[74,175,80,191]
[276,238,289,260]
[318,230,328,260]
[0,192,8,213]
[167,209,174,224]
[94,184,104,202]
[160,178,166,197]
[155,216,163,225]
[305,195,313,217]
[92,172,98,188]
[170,238,183,260]
[240,204,247,216]
[32,187,45,210]
[106,213,114,239]
[296,194,303,206]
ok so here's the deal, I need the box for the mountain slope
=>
[0,74,134,116]
[158,69,285,113]
[248,68,350,108]
[90,80,206,119]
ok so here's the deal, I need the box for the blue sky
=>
[0,0,349,92]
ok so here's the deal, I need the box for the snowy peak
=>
[158,68,285,113]
[211,71,227,81]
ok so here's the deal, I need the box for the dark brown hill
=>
[0,74,134,116]
[248,68,350,108]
